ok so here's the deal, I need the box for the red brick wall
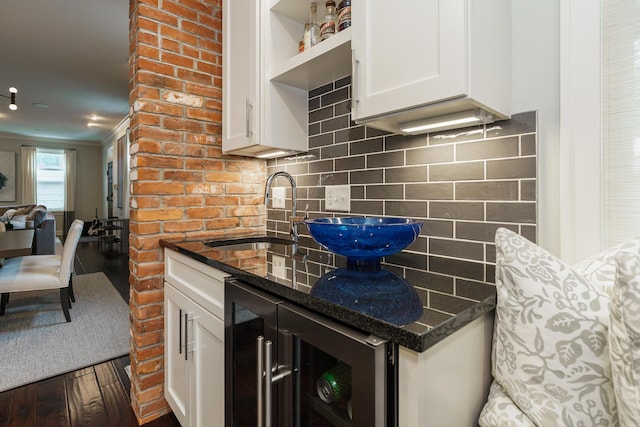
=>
[128,0,264,423]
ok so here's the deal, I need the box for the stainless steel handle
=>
[257,336,291,427]
[178,308,183,355]
[352,49,360,104]
[264,340,273,427]
[184,311,189,361]
[245,98,253,137]
[185,314,197,360]
[257,336,264,427]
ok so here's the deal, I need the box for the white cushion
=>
[479,381,535,427]
[491,228,618,425]
[0,258,62,292]
[0,208,17,222]
[573,237,640,294]
[0,220,84,294]
[609,252,640,424]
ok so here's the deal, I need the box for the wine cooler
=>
[225,278,394,427]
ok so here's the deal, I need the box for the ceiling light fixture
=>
[398,108,495,135]
[0,87,17,111]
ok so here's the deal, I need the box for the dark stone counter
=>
[160,233,496,353]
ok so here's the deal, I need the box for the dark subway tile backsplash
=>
[267,81,537,318]
[456,137,519,161]
[455,181,519,201]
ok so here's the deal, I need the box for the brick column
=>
[128,0,264,423]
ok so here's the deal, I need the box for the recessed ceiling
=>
[0,0,129,143]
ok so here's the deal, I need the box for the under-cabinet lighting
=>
[399,109,495,134]
[256,150,287,159]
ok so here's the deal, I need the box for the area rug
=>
[0,272,130,392]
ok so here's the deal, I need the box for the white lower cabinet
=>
[398,313,494,427]
[164,249,229,427]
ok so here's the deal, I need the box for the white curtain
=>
[603,0,640,245]
[63,149,77,234]
[20,146,37,204]
[64,149,76,212]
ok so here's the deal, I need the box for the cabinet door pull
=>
[257,336,265,427]
[257,336,291,427]
[184,311,189,361]
[352,49,360,104]
[179,308,183,355]
[245,98,253,138]
[264,339,273,427]
[186,314,198,359]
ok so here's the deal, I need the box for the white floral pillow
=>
[491,228,618,425]
[479,381,535,427]
[609,252,640,425]
[573,237,640,294]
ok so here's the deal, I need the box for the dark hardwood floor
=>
[0,238,180,427]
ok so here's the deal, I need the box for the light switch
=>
[271,187,286,209]
[325,185,350,212]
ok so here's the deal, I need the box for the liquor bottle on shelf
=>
[299,23,309,53]
[320,0,337,42]
[304,2,320,50]
[337,0,351,32]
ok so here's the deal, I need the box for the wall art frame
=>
[0,151,16,202]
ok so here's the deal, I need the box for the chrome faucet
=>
[264,171,304,241]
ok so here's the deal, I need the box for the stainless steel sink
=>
[204,236,295,251]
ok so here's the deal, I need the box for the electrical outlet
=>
[325,185,350,212]
[271,187,286,209]
[272,254,286,279]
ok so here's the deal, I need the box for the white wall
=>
[512,1,562,257]
[559,0,604,263]
[515,1,608,263]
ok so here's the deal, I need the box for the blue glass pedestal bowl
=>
[311,267,423,326]
[305,217,422,266]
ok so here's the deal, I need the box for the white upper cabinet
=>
[222,0,511,156]
[222,0,308,158]
[351,0,511,133]
[222,0,259,153]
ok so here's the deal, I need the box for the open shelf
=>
[268,0,352,89]
[269,22,352,90]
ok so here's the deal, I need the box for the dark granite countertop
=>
[160,233,496,353]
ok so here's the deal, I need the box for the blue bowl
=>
[305,217,422,263]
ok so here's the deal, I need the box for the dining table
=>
[0,229,35,258]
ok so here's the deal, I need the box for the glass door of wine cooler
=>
[225,281,283,427]
[225,279,391,427]
[278,303,389,427]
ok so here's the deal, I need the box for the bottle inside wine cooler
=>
[316,363,352,404]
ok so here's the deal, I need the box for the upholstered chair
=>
[0,219,84,322]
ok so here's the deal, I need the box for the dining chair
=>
[0,219,83,322]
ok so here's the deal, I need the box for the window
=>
[603,0,640,246]
[36,149,65,211]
